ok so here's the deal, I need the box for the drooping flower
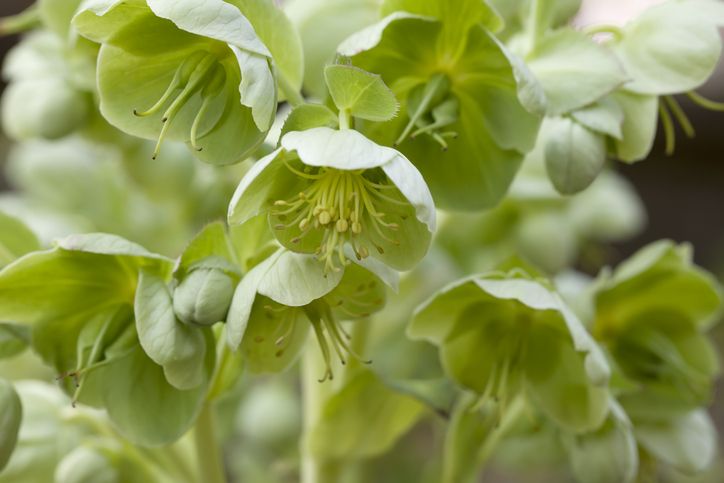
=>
[73,0,303,165]
[228,127,436,273]
[226,249,396,381]
[411,269,611,433]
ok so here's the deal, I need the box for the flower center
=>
[271,162,405,273]
[133,51,227,159]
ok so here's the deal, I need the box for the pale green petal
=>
[0,380,21,472]
[636,410,717,474]
[527,28,627,116]
[572,97,624,140]
[380,154,436,232]
[613,91,659,163]
[231,46,276,131]
[614,1,722,95]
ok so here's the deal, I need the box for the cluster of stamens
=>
[271,161,407,273]
[133,51,227,159]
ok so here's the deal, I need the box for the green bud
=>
[1,78,90,141]
[173,267,236,327]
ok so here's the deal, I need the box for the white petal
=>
[381,154,436,232]
[281,127,399,170]
[231,46,276,131]
[147,0,271,57]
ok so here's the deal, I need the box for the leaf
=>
[135,271,207,390]
[0,379,22,472]
[324,65,399,121]
[527,28,627,116]
[613,1,722,95]
[280,104,338,138]
[0,211,39,268]
[544,117,607,195]
[306,369,425,459]
[176,222,236,277]
[87,342,214,446]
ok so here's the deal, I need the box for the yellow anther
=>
[336,219,349,233]
[318,211,332,225]
[352,221,362,234]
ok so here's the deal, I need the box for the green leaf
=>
[324,65,399,121]
[87,342,214,446]
[612,91,658,163]
[612,1,722,95]
[176,222,236,278]
[0,324,31,360]
[306,369,425,459]
[544,117,607,195]
[527,28,627,116]
[135,270,208,390]
[0,211,39,268]
[635,410,716,474]
[0,379,22,472]
[280,104,339,139]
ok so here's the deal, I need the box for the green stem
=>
[194,402,227,483]
[339,109,351,130]
[528,0,545,51]
[0,6,41,36]
[277,70,305,108]
[300,348,340,483]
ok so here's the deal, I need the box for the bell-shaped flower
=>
[73,0,303,165]
[592,240,722,418]
[411,269,610,433]
[228,127,436,273]
[226,248,397,381]
[336,0,541,210]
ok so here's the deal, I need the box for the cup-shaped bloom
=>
[228,127,436,273]
[337,1,541,210]
[411,270,610,433]
[226,249,395,381]
[73,0,302,165]
[592,241,722,417]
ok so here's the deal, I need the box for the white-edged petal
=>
[228,148,284,226]
[147,0,271,57]
[231,46,276,131]
[381,154,436,232]
[337,12,433,57]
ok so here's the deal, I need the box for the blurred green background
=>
[1,1,723,482]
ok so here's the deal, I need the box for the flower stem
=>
[300,347,340,483]
[194,401,227,483]
[277,70,305,108]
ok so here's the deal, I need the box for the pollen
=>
[271,161,406,273]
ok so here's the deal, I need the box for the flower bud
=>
[173,267,236,327]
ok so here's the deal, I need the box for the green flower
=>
[411,270,610,433]
[337,0,541,210]
[592,241,722,417]
[226,249,395,381]
[228,127,436,273]
[73,0,303,164]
